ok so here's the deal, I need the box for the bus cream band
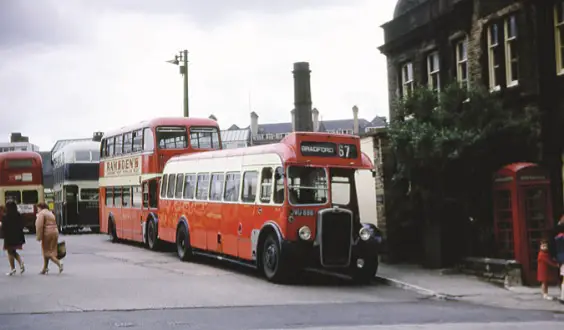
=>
[104,156,142,177]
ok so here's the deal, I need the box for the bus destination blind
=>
[300,141,358,159]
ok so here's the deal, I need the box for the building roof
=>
[246,116,387,135]
[394,0,428,18]
[220,128,250,142]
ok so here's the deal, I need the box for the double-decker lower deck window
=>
[190,127,220,150]
[157,126,187,149]
[5,191,21,203]
[288,166,328,205]
[22,190,38,204]
[80,188,99,201]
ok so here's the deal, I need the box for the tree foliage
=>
[388,83,540,221]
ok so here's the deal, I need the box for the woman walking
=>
[1,200,26,276]
[35,202,63,274]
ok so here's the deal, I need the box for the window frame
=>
[487,23,501,91]
[455,38,469,89]
[426,51,440,94]
[504,14,519,87]
[400,62,414,97]
[555,2,564,75]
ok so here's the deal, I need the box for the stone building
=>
[379,0,564,218]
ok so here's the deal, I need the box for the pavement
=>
[375,262,564,312]
[0,234,562,329]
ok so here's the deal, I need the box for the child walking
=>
[538,239,558,300]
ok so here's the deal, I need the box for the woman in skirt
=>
[35,202,63,274]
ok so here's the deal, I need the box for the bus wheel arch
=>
[176,217,193,261]
[145,214,159,251]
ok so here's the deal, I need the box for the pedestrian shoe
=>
[39,268,48,275]
[58,262,63,274]
[20,263,25,274]
[542,294,554,300]
[5,269,16,276]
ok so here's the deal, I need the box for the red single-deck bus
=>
[158,132,383,283]
[0,151,44,232]
[98,117,222,246]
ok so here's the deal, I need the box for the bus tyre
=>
[146,219,159,251]
[261,234,293,283]
[108,219,118,243]
[176,224,192,261]
[351,260,378,285]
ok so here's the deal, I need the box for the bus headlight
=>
[298,226,312,241]
[359,227,372,241]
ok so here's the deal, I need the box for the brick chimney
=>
[292,62,313,132]
[352,105,359,135]
[312,108,319,132]
[250,111,259,138]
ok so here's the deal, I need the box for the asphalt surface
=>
[0,234,562,330]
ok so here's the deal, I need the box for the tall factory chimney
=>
[292,62,313,132]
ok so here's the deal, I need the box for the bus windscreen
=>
[157,126,188,149]
[189,127,220,150]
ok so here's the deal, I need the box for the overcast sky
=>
[0,0,396,150]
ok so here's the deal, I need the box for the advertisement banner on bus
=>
[104,156,141,177]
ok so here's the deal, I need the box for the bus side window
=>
[114,187,122,207]
[123,132,133,154]
[167,174,177,198]
[175,174,184,199]
[241,171,258,203]
[115,134,124,156]
[160,175,168,198]
[259,168,273,203]
[106,187,114,206]
[224,172,240,202]
[132,129,143,153]
[122,187,131,208]
[183,174,196,199]
[142,182,149,207]
[132,186,142,207]
[195,173,210,200]
[209,173,225,201]
[143,127,155,152]
[273,167,285,204]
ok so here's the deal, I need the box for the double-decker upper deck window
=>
[132,129,143,152]
[287,167,328,205]
[157,126,187,149]
[6,159,33,168]
[123,132,133,154]
[190,127,220,150]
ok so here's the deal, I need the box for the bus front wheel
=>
[261,234,294,283]
[176,224,192,261]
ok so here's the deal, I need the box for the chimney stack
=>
[292,62,314,132]
[250,111,259,138]
[352,105,359,135]
[208,114,218,121]
[311,108,319,132]
[92,132,104,142]
[291,109,296,131]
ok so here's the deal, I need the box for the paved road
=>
[0,234,562,329]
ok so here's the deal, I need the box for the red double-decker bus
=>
[99,117,222,246]
[0,151,44,232]
[159,132,383,283]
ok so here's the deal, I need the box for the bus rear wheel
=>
[176,224,192,261]
[146,219,159,251]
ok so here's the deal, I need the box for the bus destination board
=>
[300,141,358,159]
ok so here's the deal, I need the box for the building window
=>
[504,14,519,86]
[427,51,440,93]
[487,23,501,90]
[556,1,564,75]
[401,62,414,97]
[455,39,468,89]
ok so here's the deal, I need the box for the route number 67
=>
[338,144,351,158]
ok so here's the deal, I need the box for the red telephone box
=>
[492,162,554,286]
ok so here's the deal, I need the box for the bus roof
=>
[167,132,374,170]
[53,140,100,158]
[0,151,43,162]
[103,117,220,138]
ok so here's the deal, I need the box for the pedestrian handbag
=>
[57,240,66,260]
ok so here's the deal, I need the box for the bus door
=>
[237,170,260,260]
[142,179,159,238]
[131,185,143,241]
[64,185,79,227]
[121,187,133,240]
